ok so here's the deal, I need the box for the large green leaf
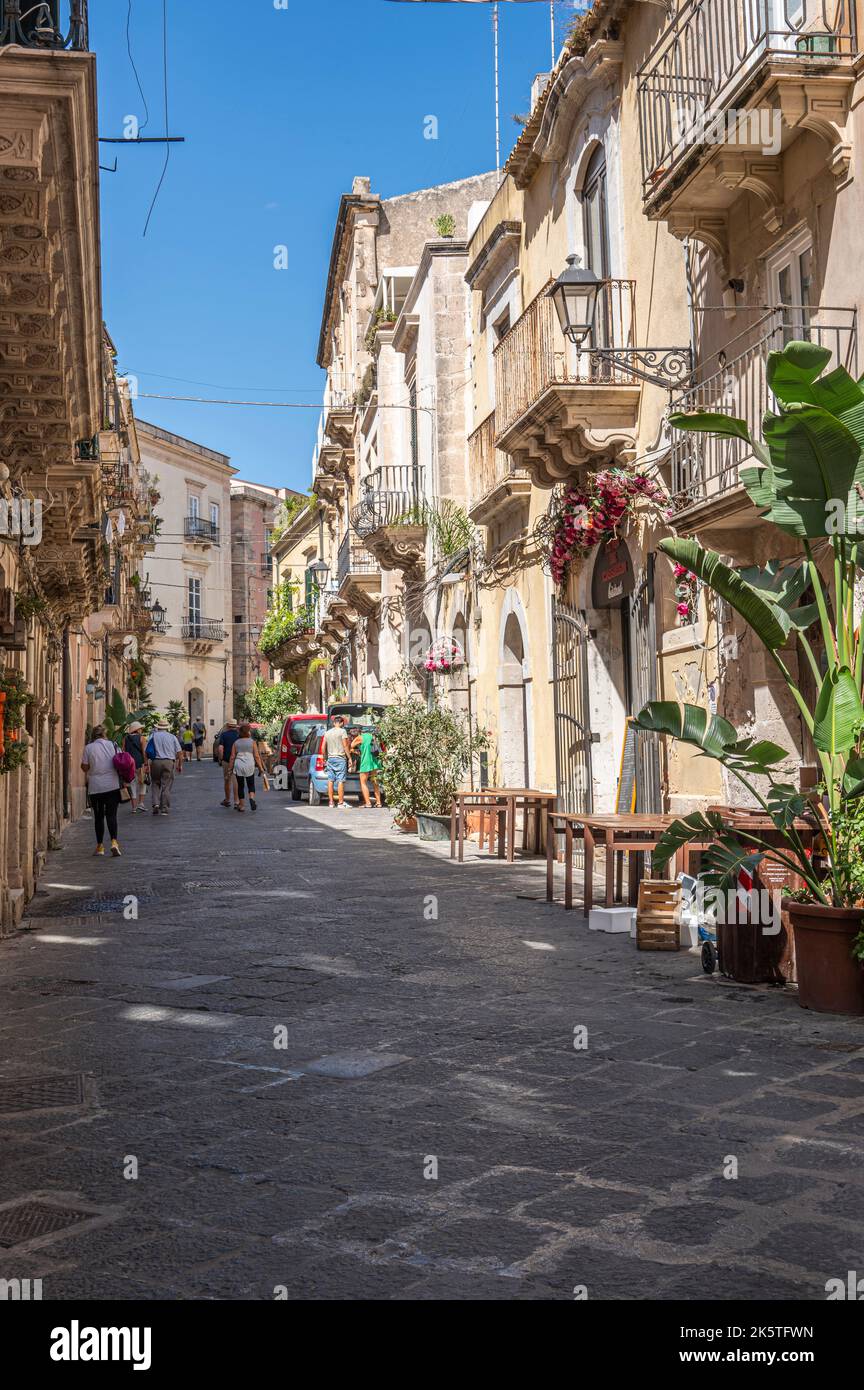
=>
[668,411,751,441]
[762,405,861,501]
[812,666,864,757]
[765,340,832,398]
[659,539,791,650]
[650,811,729,872]
[768,348,864,453]
[634,702,737,759]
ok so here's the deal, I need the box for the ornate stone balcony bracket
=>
[495,384,641,491]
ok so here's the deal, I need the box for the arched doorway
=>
[188,687,204,723]
[498,605,530,788]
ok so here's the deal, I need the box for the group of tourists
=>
[81,718,185,857]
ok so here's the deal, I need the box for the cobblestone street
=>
[1,763,863,1301]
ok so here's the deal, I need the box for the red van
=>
[278,713,325,786]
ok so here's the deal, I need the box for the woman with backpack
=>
[124,721,149,813]
[351,726,383,809]
[81,724,125,857]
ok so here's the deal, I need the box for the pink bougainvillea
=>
[674,566,699,625]
[549,469,665,589]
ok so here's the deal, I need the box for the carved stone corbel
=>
[715,153,784,235]
[774,76,853,180]
[667,211,729,281]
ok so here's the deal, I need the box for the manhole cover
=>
[0,1200,94,1249]
[0,1074,86,1114]
[217,850,288,857]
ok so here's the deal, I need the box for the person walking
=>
[124,722,149,814]
[148,720,183,816]
[352,725,383,809]
[81,725,123,857]
[217,718,241,807]
[181,723,194,765]
[323,715,351,810]
[229,722,265,813]
[192,716,206,762]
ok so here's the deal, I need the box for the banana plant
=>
[637,340,864,908]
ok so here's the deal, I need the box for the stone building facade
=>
[138,421,235,734]
[0,8,157,932]
[262,0,864,822]
[229,480,299,707]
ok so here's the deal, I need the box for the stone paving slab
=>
[0,761,862,1300]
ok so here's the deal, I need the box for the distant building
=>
[229,480,301,707]
[137,420,235,732]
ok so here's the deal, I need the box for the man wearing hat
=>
[148,719,183,816]
[217,718,241,808]
[123,721,148,814]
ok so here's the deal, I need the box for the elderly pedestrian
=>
[148,719,183,816]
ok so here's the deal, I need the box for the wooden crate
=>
[636,880,680,952]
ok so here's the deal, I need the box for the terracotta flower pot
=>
[393,815,417,834]
[785,900,864,1016]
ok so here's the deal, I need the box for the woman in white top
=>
[228,723,265,813]
[81,724,122,857]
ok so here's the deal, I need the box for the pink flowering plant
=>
[548,469,666,589]
[673,561,699,624]
[424,637,465,674]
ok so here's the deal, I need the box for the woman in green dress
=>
[352,726,383,808]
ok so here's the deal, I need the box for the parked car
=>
[326,702,388,728]
[291,719,385,806]
[276,712,325,790]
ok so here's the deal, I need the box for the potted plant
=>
[634,340,864,1014]
[378,669,490,839]
[432,213,456,239]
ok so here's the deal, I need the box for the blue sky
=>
[93,1,580,489]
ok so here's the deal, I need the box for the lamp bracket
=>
[587,346,693,391]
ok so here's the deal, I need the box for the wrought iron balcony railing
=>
[494,278,638,440]
[181,617,224,643]
[350,464,427,537]
[0,1,88,50]
[670,304,857,511]
[184,516,220,545]
[638,0,857,195]
[337,531,380,586]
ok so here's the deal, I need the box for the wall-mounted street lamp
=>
[548,255,692,390]
[308,558,330,590]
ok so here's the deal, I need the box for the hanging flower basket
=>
[423,637,465,674]
[543,469,669,591]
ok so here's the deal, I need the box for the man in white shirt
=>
[150,721,183,816]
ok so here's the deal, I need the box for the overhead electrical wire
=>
[143,0,170,237]
[126,0,150,134]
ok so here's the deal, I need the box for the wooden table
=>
[450,789,558,863]
[546,811,677,912]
